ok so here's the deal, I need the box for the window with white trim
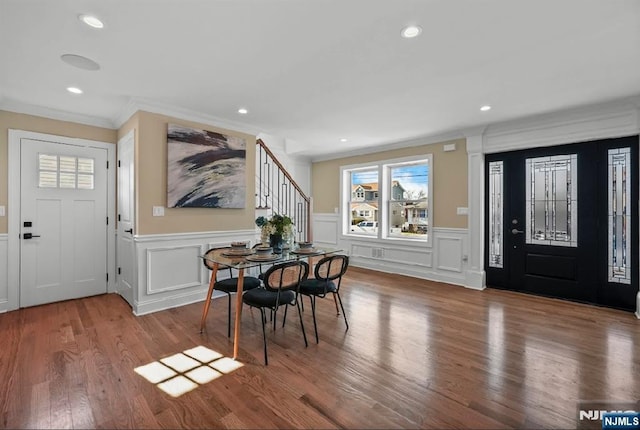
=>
[346,168,378,236]
[342,154,432,242]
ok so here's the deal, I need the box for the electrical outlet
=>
[152,206,165,216]
[0,206,5,217]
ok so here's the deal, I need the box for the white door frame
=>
[7,130,116,311]
[116,129,136,307]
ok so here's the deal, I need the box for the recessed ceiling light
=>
[66,87,83,94]
[237,108,248,114]
[401,25,422,38]
[61,54,100,71]
[79,14,104,29]
[480,105,492,112]
[340,138,348,142]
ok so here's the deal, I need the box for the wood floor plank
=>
[1,267,639,428]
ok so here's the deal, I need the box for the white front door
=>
[20,138,108,307]
[116,130,136,307]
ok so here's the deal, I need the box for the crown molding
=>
[114,97,262,136]
[483,95,640,153]
[113,98,140,129]
[310,130,465,162]
[461,125,488,137]
[486,95,640,136]
[0,97,116,129]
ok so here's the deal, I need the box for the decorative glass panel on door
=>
[38,154,58,188]
[488,161,503,268]
[608,148,631,284]
[525,154,577,247]
[77,157,95,189]
[37,154,96,190]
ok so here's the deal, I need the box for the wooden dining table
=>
[199,246,342,359]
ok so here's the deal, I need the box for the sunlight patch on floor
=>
[134,345,243,397]
[160,353,200,373]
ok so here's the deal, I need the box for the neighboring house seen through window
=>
[347,168,379,236]
[342,154,432,242]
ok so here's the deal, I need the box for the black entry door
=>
[485,136,638,311]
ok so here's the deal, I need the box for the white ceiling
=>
[1,0,639,159]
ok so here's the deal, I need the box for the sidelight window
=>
[525,154,577,247]
[608,147,631,284]
[488,161,503,268]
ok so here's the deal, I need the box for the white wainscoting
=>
[312,216,340,246]
[132,229,259,315]
[146,244,205,294]
[0,234,8,313]
[312,213,470,287]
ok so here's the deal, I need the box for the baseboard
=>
[133,288,225,316]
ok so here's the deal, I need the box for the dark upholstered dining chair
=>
[242,260,309,365]
[298,254,349,343]
[202,247,262,338]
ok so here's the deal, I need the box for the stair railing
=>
[256,139,311,243]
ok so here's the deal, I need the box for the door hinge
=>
[106,216,109,225]
[118,214,121,221]
[106,161,109,169]
[106,273,109,282]
[118,267,122,275]
[118,160,121,167]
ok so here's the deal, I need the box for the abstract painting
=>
[167,123,246,208]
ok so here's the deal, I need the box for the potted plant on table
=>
[255,214,294,252]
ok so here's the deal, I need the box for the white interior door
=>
[20,138,108,307]
[116,130,136,307]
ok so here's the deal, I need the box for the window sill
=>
[342,233,432,248]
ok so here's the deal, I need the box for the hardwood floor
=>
[1,267,639,429]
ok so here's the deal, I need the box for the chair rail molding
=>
[131,230,259,315]
[313,212,472,288]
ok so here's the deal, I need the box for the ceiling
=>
[1,0,639,159]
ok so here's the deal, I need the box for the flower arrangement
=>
[255,214,294,236]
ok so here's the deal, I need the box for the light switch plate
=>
[457,207,468,215]
[152,206,165,216]
[0,206,5,217]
